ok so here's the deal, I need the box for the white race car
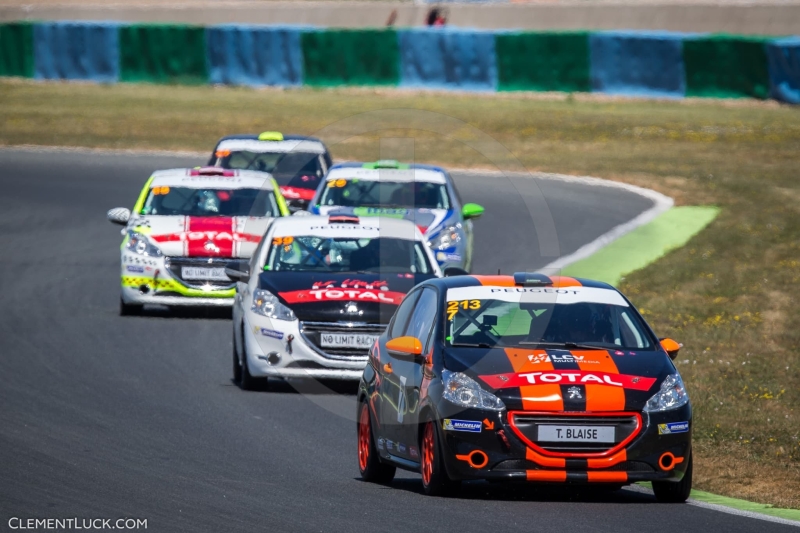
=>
[224,214,442,389]
[107,167,290,315]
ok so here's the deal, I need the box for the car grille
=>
[165,257,235,289]
[299,321,384,362]
[509,413,641,456]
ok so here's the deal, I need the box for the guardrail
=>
[1,22,798,104]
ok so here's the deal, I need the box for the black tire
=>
[420,416,461,497]
[239,329,267,391]
[232,330,242,383]
[653,453,693,503]
[357,402,396,484]
[119,297,142,316]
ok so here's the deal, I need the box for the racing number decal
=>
[326,179,347,188]
[447,300,480,320]
[272,236,294,252]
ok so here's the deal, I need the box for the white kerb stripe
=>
[446,286,629,307]
[216,139,326,154]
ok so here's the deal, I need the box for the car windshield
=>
[318,179,449,209]
[265,236,433,274]
[141,187,279,217]
[446,299,654,350]
[215,150,324,180]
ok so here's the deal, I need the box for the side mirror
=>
[461,203,484,220]
[107,207,131,226]
[659,338,682,360]
[386,336,423,361]
[444,267,468,277]
[225,260,251,282]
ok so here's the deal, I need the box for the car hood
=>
[257,271,436,323]
[129,215,271,259]
[443,346,673,412]
[315,206,452,236]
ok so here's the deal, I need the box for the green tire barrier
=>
[120,24,207,84]
[301,29,399,86]
[562,206,720,287]
[684,35,770,99]
[0,22,33,77]
[496,31,591,92]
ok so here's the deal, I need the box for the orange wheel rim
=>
[358,404,370,472]
[422,422,435,486]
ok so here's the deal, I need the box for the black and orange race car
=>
[356,272,692,502]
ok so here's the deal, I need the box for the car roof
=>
[213,134,328,155]
[269,215,425,241]
[149,168,277,190]
[325,165,447,184]
[422,274,628,305]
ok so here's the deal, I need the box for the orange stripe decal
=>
[501,348,564,411]
[526,470,567,482]
[472,275,515,287]
[587,471,628,483]
[526,448,566,468]
[587,449,627,469]
[505,348,552,373]
[548,276,583,287]
[575,349,627,412]
[520,384,564,411]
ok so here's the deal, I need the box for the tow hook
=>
[286,334,294,354]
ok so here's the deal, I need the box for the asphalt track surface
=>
[0,148,794,533]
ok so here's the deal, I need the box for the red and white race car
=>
[106,167,290,315]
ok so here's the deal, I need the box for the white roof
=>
[325,167,447,184]
[216,139,327,155]
[270,215,424,241]
[446,285,629,307]
[149,169,277,190]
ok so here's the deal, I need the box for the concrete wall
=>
[1,1,799,36]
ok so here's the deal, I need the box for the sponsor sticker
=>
[442,419,482,433]
[253,326,283,340]
[658,421,690,435]
[126,265,145,273]
[479,370,657,391]
[436,252,462,262]
[528,353,599,364]
[398,443,407,453]
[409,446,419,458]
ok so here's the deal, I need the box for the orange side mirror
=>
[385,336,423,358]
[660,338,682,360]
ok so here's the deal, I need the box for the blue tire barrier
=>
[766,37,800,104]
[207,25,305,87]
[33,21,118,82]
[589,31,688,98]
[399,28,497,91]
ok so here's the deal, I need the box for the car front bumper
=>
[242,312,371,380]
[120,252,236,307]
[434,403,692,485]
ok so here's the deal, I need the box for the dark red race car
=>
[208,131,333,212]
[357,272,692,502]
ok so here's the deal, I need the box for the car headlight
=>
[251,289,296,321]
[428,225,462,250]
[643,374,689,412]
[442,369,505,411]
[126,231,162,257]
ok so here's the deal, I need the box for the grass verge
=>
[1,80,799,508]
